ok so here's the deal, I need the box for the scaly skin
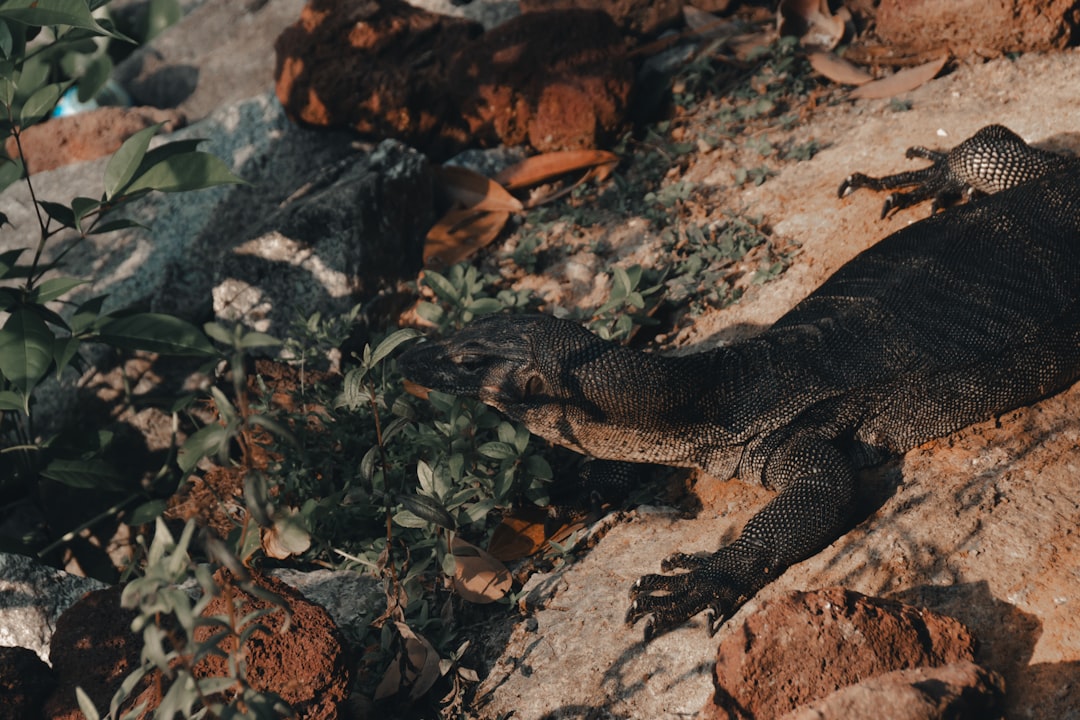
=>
[398,126,1080,640]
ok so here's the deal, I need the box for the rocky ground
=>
[1,0,1078,718]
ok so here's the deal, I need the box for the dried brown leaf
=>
[808,51,872,85]
[682,6,735,39]
[435,165,523,212]
[778,0,844,51]
[374,622,442,701]
[488,508,549,561]
[850,53,949,100]
[260,513,311,560]
[451,535,512,603]
[423,208,510,270]
[494,149,618,191]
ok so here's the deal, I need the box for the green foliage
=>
[415,263,534,333]
[577,264,662,342]
[661,213,782,317]
[0,1,241,535]
[77,518,295,720]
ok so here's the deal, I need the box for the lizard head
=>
[396,313,636,455]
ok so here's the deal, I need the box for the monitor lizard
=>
[397,125,1080,641]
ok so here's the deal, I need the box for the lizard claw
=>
[625,555,751,641]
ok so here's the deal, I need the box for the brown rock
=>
[274,0,482,157]
[780,661,1006,720]
[874,0,1079,58]
[452,9,633,152]
[43,586,146,720]
[518,0,683,36]
[0,645,56,720]
[274,1,633,155]
[6,107,185,175]
[44,571,350,719]
[130,569,351,719]
[700,587,978,720]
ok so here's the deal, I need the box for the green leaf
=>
[478,441,518,460]
[398,493,456,530]
[76,53,112,103]
[465,297,504,315]
[98,313,216,356]
[0,247,26,278]
[69,295,106,334]
[19,82,63,128]
[71,196,101,231]
[104,123,159,200]
[178,423,227,472]
[75,687,101,720]
[129,499,168,525]
[41,458,124,490]
[0,390,24,411]
[237,330,281,350]
[88,217,146,235]
[124,151,246,195]
[0,308,54,402]
[28,275,86,303]
[0,20,12,59]
[370,328,421,366]
[0,0,131,41]
[52,335,80,378]
[0,157,24,193]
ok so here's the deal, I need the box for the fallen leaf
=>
[260,512,311,560]
[402,378,430,400]
[681,6,734,39]
[494,149,618,191]
[778,0,845,51]
[435,165,523,212]
[423,208,510,270]
[450,535,512,603]
[374,622,442,701]
[808,51,872,86]
[488,507,549,561]
[850,53,949,100]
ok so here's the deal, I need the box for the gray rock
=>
[113,0,307,120]
[0,91,432,332]
[270,568,384,639]
[0,553,107,664]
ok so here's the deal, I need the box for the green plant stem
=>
[35,494,139,559]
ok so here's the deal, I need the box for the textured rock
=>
[451,9,634,152]
[138,569,351,718]
[874,0,1079,58]
[274,0,482,157]
[210,137,434,333]
[42,586,145,720]
[274,0,634,154]
[700,587,978,720]
[6,107,185,174]
[0,552,107,664]
[780,661,1005,720]
[519,0,683,36]
[0,645,56,720]
[44,571,350,720]
[113,0,306,120]
[0,93,433,336]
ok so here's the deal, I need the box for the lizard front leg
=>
[626,436,856,641]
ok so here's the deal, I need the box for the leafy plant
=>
[78,518,295,720]
[0,1,243,540]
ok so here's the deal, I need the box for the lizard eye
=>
[523,374,547,399]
